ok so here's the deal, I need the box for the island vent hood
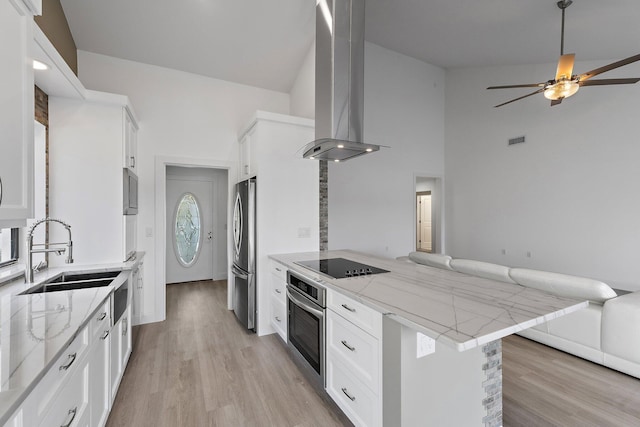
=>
[302,0,381,162]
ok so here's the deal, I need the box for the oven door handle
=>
[231,265,248,280]
[287,287,324,318]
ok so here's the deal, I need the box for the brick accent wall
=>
[482,340,503,427]
[34,86,49,257]
[320,161,328,251]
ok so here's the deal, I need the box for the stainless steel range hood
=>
[303,0,380,162]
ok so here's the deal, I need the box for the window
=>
[173,193,201,267]
[0,228,19,268]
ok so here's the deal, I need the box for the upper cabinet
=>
[123,108,138,171]
[0,0,35,227]
[238,127,256,180]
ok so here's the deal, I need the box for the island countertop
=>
[270,250,588,352]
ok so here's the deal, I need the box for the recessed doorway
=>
[415,176,443,254]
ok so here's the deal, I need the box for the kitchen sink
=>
[44,270,121,284]
[20,270,123,295]
[22,279,115,294]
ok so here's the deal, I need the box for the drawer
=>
[34,326,90,419]
[327,309,380,392]
[269,260,287,281]
[89,298,111,343]
[270,275,287,304]
[327,357,380,427]
[327,290,382,338]
[271,296,287,343]
[39,362,90,427]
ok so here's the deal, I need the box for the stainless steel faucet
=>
[26,218,74,283]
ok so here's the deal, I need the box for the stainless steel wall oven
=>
[287,271,326,388]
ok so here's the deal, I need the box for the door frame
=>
[155,156,236,323]
[413,174,445,254]
[416,190,432,252]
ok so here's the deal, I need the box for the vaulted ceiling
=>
[60,0,640,93]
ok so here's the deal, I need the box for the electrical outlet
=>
[416,332,436,358]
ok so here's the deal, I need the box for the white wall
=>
[289,41,315,120]
[77,51,290,323]
[445,59,640,290]
[328,43,446,258]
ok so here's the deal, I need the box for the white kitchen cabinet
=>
[89,300,111,427]
[110,305,132,402]
[49,93,139,265]
[123,108,138,171]
[269,260,288,342]
[326,290,383,427]
[0,0,34,227]
[39,362,90,427]
[237,130,255,180]
[239,111,318,337]
[132,261,144,325]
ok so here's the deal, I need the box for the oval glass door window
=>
[174,193,202,267]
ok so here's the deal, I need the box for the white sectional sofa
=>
[403,252,640,379]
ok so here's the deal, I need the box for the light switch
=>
[416,332,436,358]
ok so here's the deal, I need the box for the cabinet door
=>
[132,263,144,324]
[110,317,123,402]
[0,0,34,225]
[89,327,110,427]
[123,109,138,171]
[238,132,254,180]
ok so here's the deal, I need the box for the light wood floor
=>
[107,280,640,427]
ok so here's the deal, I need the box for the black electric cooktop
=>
[295,258,389,279]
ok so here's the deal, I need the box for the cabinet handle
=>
[341,340,356,352]
[275,288,282,294]
[130,156,135,168]
[97,312,107,321]
[101,330,110,340]
[0,176,3,206]
[341,303,356,312]
[60,407,77,427]
[275,316,281,322]
[275,267,282,272]
[341,388,356,402]
[244,165,249,174]
[59,353,77,371]
[123,318,128,336]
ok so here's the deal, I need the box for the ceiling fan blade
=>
[579,78,640,86]
[555,54,575,80]
[551,99,563,106]
[487,83,545,90]
[494,88,545,108]
[578,53,640,81]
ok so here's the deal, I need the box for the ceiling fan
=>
[487,0,640,108]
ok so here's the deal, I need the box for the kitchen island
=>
[271,250,588,427]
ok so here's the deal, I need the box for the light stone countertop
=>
[270,250,588,352]
[0,252,145,424]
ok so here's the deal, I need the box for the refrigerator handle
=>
[232,265,249,280]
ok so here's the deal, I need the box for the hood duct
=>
[303,0,380,162]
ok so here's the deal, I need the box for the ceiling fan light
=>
[544,79,580,100]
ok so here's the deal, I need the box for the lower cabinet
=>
[111,305,132,402]
[5,298,133,427]
[326,290,383,427]
[270,261,288,342]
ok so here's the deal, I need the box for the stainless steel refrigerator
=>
[231,177,256,331]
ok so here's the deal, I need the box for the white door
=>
[166,178,213,283]
[417,193,432,252]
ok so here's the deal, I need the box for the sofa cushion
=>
[509,268,617,303]
[408,252,453,270]
[449,259,516,284]
[547,303,602,350]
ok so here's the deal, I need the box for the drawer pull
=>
[275,288,282,294]
[275,316,281,322]
[275,267,282,272]
[97,312,107,321]
[101,330,110,340]
[60,407,77,427]
[341,303,356,312]
[341,340,356,352]
[59,353,77,371]
[341,387,356,402]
